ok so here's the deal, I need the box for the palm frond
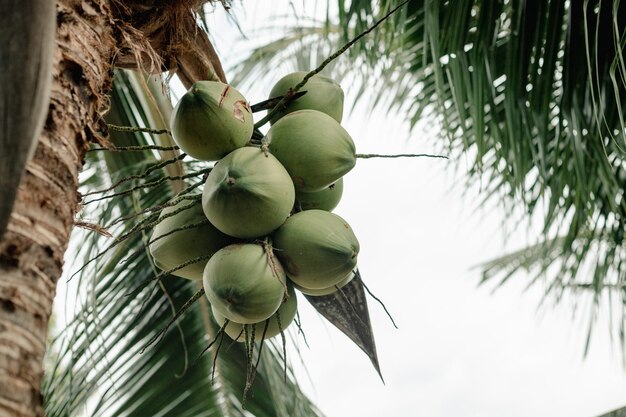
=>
[227,0,626,349]
[43,70,323,417]
[597,405,626,417]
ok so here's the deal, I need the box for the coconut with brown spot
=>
[170,81,253,161]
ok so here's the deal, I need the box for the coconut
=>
[170,81,253,161]
[292,270,355,296]
[272,210,359,289]
[211,283,297,342]
[267,110,356,192]
[269,71,344,123]
[149,197,236,280]
[202,147,295,238]
[296,178,343,211]
[203,243,287,324]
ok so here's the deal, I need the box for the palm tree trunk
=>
[0,1,116,415]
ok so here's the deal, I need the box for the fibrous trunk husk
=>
[111,0,227,86]
[0,2,229,415]
[0,1,117,416]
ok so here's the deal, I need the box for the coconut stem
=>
[253,0,410,129]
[89,144,178,152]
[69,182,205,282]
[262,239,288,294]
[82,153,188,197]
[210,329,226,383]
[356,153,448,160]
[275,309,288,382]
[125,253,215,297]
[140,288,206,352]
[196,319,230,362]
[106,194,201,228]
[82,168,210,205]
[242,325,256,406]
[104,123,172,136]
[357,273,398,329]
[293,311,309,348]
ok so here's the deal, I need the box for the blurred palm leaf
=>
[597,405,626,417]
[229,0,625,349]
[43,70,323,417]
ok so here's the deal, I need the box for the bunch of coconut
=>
[148,72,360,343]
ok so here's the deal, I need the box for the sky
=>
[53,2,626,417]
[202,2,626,417]
[287,111,626,417]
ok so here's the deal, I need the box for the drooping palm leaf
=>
[597,405,626,417]
[43,70,323,417]
[229,0,626,349]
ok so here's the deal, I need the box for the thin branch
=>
[69,191,202,281]
[196,320,230,362]
[254,0,410,129]
[89,144,180,152]
[250,91,308,112]
[146,219,210,247]
[294,311,309,348]
[82,168,210,205]
[141,288,206,352]
[106,124,171,135]
[105,194,201,228]
[356,153,448,159]
[73,220,113,237]
[357,273,398,329]
[125,254,214,297]
[82,154,187,197]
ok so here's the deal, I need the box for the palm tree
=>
[0,1,280,416]
[1,0,623,415]
[232,0,625,347]
[2,2,373,415]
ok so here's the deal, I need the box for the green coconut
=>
[292,270,354,296]
[267,110,356,192]
[296,178,344,211]
[149,197,236,280]
[211,283,297,342]
[202,147,295,238]
[272,210,359,289]
[269,71,344,124]
[204,243,287,324]
[170,81,253,161]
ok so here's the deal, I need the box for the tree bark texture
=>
[0,0,224,415]
[0,1,116,416]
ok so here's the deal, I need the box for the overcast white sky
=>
[203,2,626,417]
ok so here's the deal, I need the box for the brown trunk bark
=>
[0,1,116,416]
[0,0,224,414]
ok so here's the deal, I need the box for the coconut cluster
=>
[149,73,360,343]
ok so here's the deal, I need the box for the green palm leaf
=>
[229,0,626,348]
[597,405,626,417]
[43,70,323,417]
